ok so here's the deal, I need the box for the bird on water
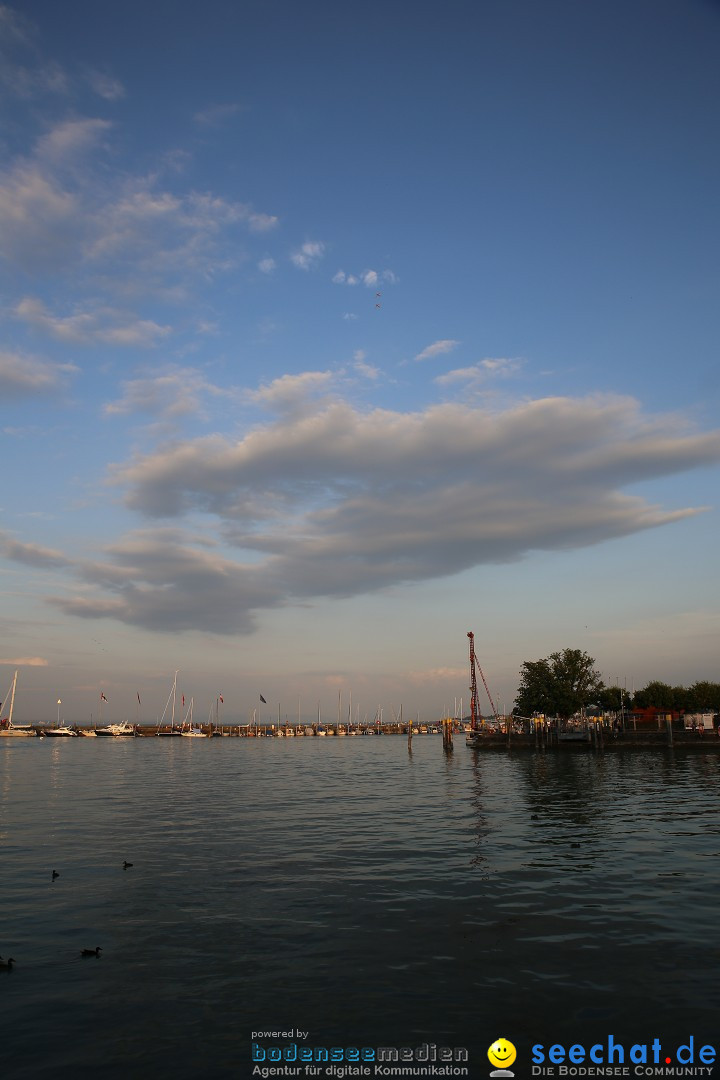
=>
[123,861,133,869]
[81,947,102,957]
[52,870,59,879]
[0,957,16,970]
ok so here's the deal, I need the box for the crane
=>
[467,631,499,730]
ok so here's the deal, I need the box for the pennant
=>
[260,694,267,704]
[100,692,108,702]
[219,695,224,704]
[182,694,185,707]
[137,692,141,705]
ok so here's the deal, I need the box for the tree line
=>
[512,648,720,720]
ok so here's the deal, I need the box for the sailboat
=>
[157,671,183,735]
[180,697,206,737]
[0,671,36,737]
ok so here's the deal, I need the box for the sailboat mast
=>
[171,670,178,730]
[7,670,18,726]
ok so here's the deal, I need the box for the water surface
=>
[1,737,718,1078]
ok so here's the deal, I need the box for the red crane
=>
[467,631,499,730]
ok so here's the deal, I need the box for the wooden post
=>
[666,714,673,746]
[442,717,453,752]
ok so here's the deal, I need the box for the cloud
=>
[16,297,171,346]
[35,118,112,163]
[104,366,230,420]
[85,69,126,101]
[0,656,48,666]
[333,267,395,287]
[0,349,77,397]
[34,389,708,635]
[0,530,71,568]
[436,357,523,385]
[291,241,325,270]
[0,118,278,280]
[49,529,282,634]
[414,339,461,362]
[193,103,244,127]
[258,257,276,274]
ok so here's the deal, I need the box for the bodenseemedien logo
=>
[488,1037,517,1077]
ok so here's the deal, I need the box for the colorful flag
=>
[100,692,108,702]
[219,695,223,704]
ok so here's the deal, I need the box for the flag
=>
[260,694,267,704]
[219,695,223,704]
[182,694,185,707]
[100,692,108,702]
[137,692,141,705]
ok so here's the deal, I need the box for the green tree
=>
[513,649,604,720]
[633,681,674,709]
[596,685,628,712]
[687,681,720,713]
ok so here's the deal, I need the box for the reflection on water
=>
[1,738,718,1078]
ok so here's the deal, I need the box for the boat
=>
[95,722,135,737]
[180,697,206,737]
[157,671,183,735]
[0,671,36,737]
[45,725,77,737]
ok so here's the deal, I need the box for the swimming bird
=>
[80,947,102,957]
[123,861,133,869]
[52,870,59,879]
[0,957,15,970]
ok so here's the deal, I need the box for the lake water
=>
[1,735,719,1079]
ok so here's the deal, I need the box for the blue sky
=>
[1,0,719,724]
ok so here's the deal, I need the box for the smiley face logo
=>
[488,1038,517,1073]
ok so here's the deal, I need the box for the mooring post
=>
[666,714,673,746]
[442,717,453,752]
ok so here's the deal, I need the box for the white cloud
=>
[414,339,461,362]
[436,357,523,385]
[333,267,395,287]
[85,69,126,101]
[35,118,112,163]
[0,119,279,283]
[104,366,229,420]
[291,241,325,270]
[258,257,276,274]
[16,297,171,347]
[0,349,77,397]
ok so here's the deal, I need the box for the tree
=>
[513,649,604,720]
[633,681,674,710]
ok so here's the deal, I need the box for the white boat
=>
[157,670,183,735]
[180,697,206,737]
[95,722,135,737]
[0,670,36,737]
[45,726,77,737]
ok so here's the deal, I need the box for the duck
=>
[123,861,133,869]
[80,947,102,957]
[52,870,59,880]
[0,957,15,970]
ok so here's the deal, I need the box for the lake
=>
[1,735,718,1078]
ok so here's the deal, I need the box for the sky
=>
[1,0,719,725]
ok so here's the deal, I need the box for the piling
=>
[442,717,453,752]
